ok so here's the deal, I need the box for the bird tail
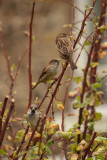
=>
[32,81,39,90]
[69,59,77,70]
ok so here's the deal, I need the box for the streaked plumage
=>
[32,58,60,90]
[56,33,77,70]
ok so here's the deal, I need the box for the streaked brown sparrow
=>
[56,33,77,70]
[32,58,60,90]
[26,104,41,129]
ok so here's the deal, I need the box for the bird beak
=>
[32,107,35,113]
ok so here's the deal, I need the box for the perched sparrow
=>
[26,104,41,129]
[32,58,60,90]
[56,33,77,70]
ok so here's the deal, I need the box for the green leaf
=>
[0,102,2,107]
[98,25,107,33]
[89,122,94,132]
[46,139,53,147]
[103,138,107,147]
[0,149,6,155]
[95,136,107,143]
[91,83,102,91]
[85,93,95,106]
[73,102,86,109]
[76,145,81,151]
[66,75,71,81]
[86,158,93,160]
[73,123,80,129]
[32,35,36,41]
[57,131,73,140]
[95,112,102,121]
[95,154,105,160]
[45,146,52,156]
[84,40,91,46]
[90,62,99,68]
[70,143,77,152]
[76,95,81,102]
[56,102,64,110]
[74,76,83,84]
[11,64,16,71]
[15,130,25,142]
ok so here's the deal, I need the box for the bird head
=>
[29,104,38,114]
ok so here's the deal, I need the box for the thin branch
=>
[88,143,101,157]
[90,0,106,84]
[82,105,90,139]
[61,71,74,131]
[14,48,28,81]
[62,0,93,21]
[27,1,36,112]
[75,31,94,64]
[38,78,58,109]
[0,99,15,147]
[73,0,97,49]
[38,116,46,155]
[0,96,8,134]
[45,62,68,116]
[83,132,97,160]
[0,32,13,81]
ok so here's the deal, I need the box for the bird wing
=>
[38,63,50,81]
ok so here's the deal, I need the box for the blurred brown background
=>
[0,0,71,117]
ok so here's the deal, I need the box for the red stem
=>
[83,132,97,160]
[14,48,28,81]
[38,78,58,109]
[0,96,8,135]
[0,33,13,81]
[27,2,36,112]
[0,99,15,147]
[82,105,90,139]
[46,62,68,116]
[61,72,74,131]
[73,0,97,49]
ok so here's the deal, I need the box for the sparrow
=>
[32,58,60,90]
[56,33,77,70]
[26,104,41,129]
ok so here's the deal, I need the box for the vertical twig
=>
[0,96,8,134]
[61,71,74,131]
[38,78,58,109]
[0,31,13,81]
[27,1,36,112]
[90,0,106,84]
[82,105,90,139]
[80,0,106,144]
[0,99,15,147]
[83,132,97,160]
